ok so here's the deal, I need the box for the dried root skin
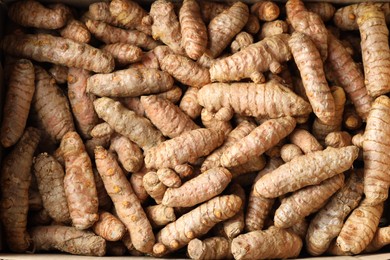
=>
[33,153,70,223]
[362,95,390,205]
[156,168,181,188]
[8,0,70,29]
[141,95,199,139]
[221,116,296,168]
[61,132,99,230]
[33,66,75,143]
[306,2,335,22]
[162,167,232,207]
[306,171,364,256]
[102,43,143,66]
[88,2,120,26]
[95,146,155,253]
[207,2,249,58]
[326,32,372,120]
[223,184,245,239]
[187,237,231,260]
[93,97,165,151]
[91,122,113,139]
[0,59,35,148]
[110,135,143,173]
[312,86,346,142]
[210,34,291,83]
[129,169,149,203]
[30,225,106,256]
[286,0,328,61]
[199,1,228,23]
[180,0,208,60]
[258,20,288,40]
[231,226,302,260]
[336,202,384,254]
[201,109,232,138]
[68,67,98,139]
[87,68,174,98]
[145,204,176,228]
[93,169,112,211]
[109,0,151,35]
[325,131,352,148]
[289,31,335,124]
[144,128,224,169]
[281,144,303,162]
[85,20,159,50]
[179,87,202,119]
[1,34,114,73]
[143,171,167,204]
[357,4,390,98]
[198,81,312,119]
[289,218,309,240]
[85,136,111,160]
[254,146,359,198]
[344,105,363,131]
[0,127,40,252]
[49,64,68,84]
[60,19,91,43]
[92,211,126,241]
[274,174,345,229]
[244,14,260,35]
[156,195,242,253]
[365,226,390,253]
[150,0,184,54]
[154,86,182,104]
[251,1,280,22]
[230,32,253,54]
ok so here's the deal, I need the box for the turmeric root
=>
[93,169,112,211]
[85,20,159,50]
[206,2,249,58]
[245,158,283,232]
[130,169,149,203]
[110,135,143,173]
[326,32,372,120]
[60,19,91,43]
[30,225,106,256]
[155,195,242,254]
[1,33,114,73]
[8,0,70,29]
[145,204,176,228]
[0,59,35,148]
[149,0,184,54]
[33,153,70,223]
[289,218,309,240]
[289,31,335,125]
[306,2,336,22]
[335,201,384,254]
[91,122,114,139]
[109,0,151,35]
[102,43,143,66]
[143,171,167,204]
[210,34,291,83]
[67,67,98,139]
[162,167,231,207]
[306,170,364,256]
[198,81,312,119]
[312,86,346,142]
[274,173,345,229]
[33,66,75,143]
[60,131,99,230]
[95,146,154,253]
[230,32,253,53]
[156,168,181,188]
[92,211,126,241]
[201,109,232,138]
[258,20,288,40]
[221,116,296,168]
[174,164,194,179]
[251,1,280,22]
[254,146,359,198]
[49,64,68,85]
[281,144,303,162]
[244,14,260,35]
[87,68,174,98]
[199,1,228,24]
[343,105,363,131]
[141,95,199,138]
[365,226,390,252]
[87,1,120,27]
[154,86,182,104]
[179,87,202,119]
[223,184,245,239]
[286,0,328,61]
[325,131,352,148]
[179,0,208,60]
[144,128,224,170]
[0,127,40,252]
[93,97,165,151]
[231,226,302,260]
[187,237,231,260]
[160,54,210,88]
